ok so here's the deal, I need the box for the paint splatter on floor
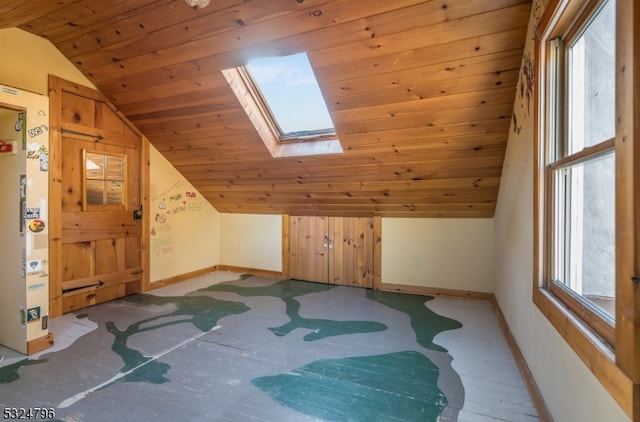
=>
[252,351,447,422]
[200,279,388,341]
[248,282,463,422]
[0,358,46,384]
[366,290,463,352]
[55,294,251,409]
[104,294,250,385]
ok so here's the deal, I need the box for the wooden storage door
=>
[288,216,376,288]
[329,217,376,287]
[49,76,143,316]
[289,216,329,283]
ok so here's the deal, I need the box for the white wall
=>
[0,28,93,95]
[219,213,282,272]
[149,146,221,282]
[493,0,629,420]
[382,218,494,292]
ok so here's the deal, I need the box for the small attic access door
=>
[49,76,144,316]
[286,216,380,288]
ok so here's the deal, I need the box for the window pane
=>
[553,152,615,319]
[106,155,124,180]
[106,181,124,205]
[84,151,126,208]
[86,180,105,205]
[567,0,615,154]
[246,52,335,136]
[85,152,105,179]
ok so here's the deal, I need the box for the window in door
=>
[83,150,127,210]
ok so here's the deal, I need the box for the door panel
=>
[61,242,94,281]
[330,217,375,288]
[50,76,143,316]
[289,216,328,283]
[95,238,126,274]
[125,237,142,269]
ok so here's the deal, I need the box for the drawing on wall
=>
[185,191,202,211]
[151,179,208,256]
[512,112,521,135]
[152,227,175,255]
[531,0,547,40]
[519,52,535,118]
[513,51,535,136]
[512,0,546,134]
[26,143,47,159]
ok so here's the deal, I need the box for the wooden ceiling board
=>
[0,0,532,217]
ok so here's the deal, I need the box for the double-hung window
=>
[536,0,640,417]
[544,0,616,344]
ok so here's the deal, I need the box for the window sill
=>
[274,138,342,158]
[533,287,633,416]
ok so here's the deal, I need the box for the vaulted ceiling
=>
[0,0,531,217]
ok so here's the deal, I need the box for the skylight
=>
[222,52,343,158]
[245,52,335,139]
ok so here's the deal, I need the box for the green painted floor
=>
[0,273,538,421]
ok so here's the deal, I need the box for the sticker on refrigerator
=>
[27,307,40,323]
[28,219,45,233]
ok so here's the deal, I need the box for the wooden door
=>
[289,216,329,283]
[49,76,144,316]
[288,216,377,288]
[328,217,375,288]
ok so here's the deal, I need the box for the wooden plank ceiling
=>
[0,0,531,217]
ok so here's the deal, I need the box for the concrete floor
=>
[0,272,538,421]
